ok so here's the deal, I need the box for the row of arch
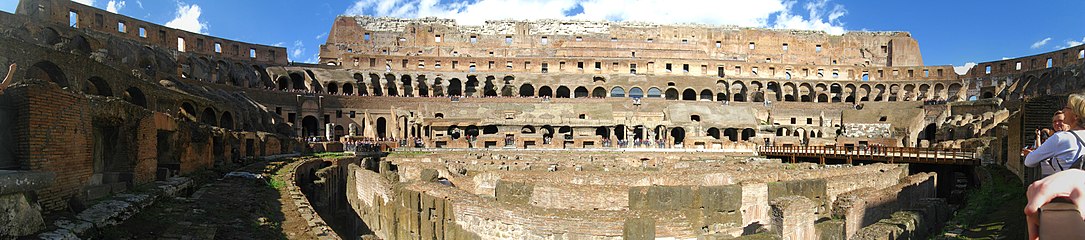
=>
[282,73,967,102]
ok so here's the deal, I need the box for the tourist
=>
[1053,110,1070,132]
[1024,168,1085,240]
[1024,94,1085,177]
[0,63,15,93]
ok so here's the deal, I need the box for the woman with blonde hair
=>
[1025,94,1085,177]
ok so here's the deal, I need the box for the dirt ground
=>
[98,157,319,240]
[936,166,1027,240]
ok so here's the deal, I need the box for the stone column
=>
[771,196,816,240]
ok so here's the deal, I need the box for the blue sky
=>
[1,0,1082,71]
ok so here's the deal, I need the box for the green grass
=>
[387,151,432,157]
[267,178,286,190]
[314,152,352,158]
[936,165,1027,239]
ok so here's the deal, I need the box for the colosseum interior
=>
[0,0,1082,239]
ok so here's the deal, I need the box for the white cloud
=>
[315,33,328,40]
[135,0,143,9]
[71,0,94,6]
[1031,37,1051,49]
[1058,37,1085,49]
[291,40,305,59]
[164,2,208,34]
[344,0,848,34]
[305,53,320,64]
[953,62,976,75]
[105,0,124,13]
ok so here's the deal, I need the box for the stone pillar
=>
[771,196,816,240]
[325,123,335,140]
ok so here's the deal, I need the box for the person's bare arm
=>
[1,63,15,89]
[1025,169,1085,240]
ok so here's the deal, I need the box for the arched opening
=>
[289,73,306,90]
[385,74,398,96]
[327,82,339,94]
[123,87,147,108]
[539,86,553,98]
[699,89,712,101]
[665,88,679,100]
[343,83,354,95]
[400,75,414,97]
[574,86,589,98]
[27,61,69,88]
[447,125,461,140]
[629,87,643,98]
[40,27,61,45]
[375,117,387,138]
[716,93,728,101]
[465,126,480,139]
[982,91,994,99]
[519,83,535,97]
[592,87,607,98]
[724,128,739,141]
[682,89,696,101]
[448,78,463,96]
[708,127,721,139]
[85,76,112,96]
[482,76,497,97]
[276,76,289,90]
[220,111,234,130]
[776,128,787,136]
[919,123,937,146]
[556,86,571,98]
[417,75,430,97]
[334,125,345,139]
[611,86,626,98]
[647,87,663,98]
[70,35,92,54]
[741,128,756,141]
[302,116,320,137]
[201,108,217,126]
[817,94,828,103]
[595,127,610,138]
[464,76,479,97]
[369,74,383,96]
[521,125,536,134]
[671,127,686,145]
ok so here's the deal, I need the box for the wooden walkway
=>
[758,146,980,166]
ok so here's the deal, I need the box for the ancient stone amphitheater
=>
[0,0,1082,239]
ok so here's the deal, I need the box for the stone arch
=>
[384,73,399,96]
[327,82,339,94]
[302,116,320,137]
[417,75,430,97]
[731,81,748,102]
[682,89,697,101]
[519,83,535,97]
[220,111,234,130]
[276,76,290,90]
[70,34,93,55]
[708,127,721,140]
[290,72,306,90]
[799,83,814,102]
[948,83,963,101]
[591,86,607,98]
[201,107,217,126]
[85,76,112,96]
[343,82,354,95]
[671,127,686,145]
[647,87,663,98]
[500,76,515,97]
[628,87,643,98]
[369,73,383,96]
[40,27,61,45]
[665,88,680,100]
[180,102,196,120]
[123,87,147,108]
[741,128,756,141]
[574,86,589,98]
[482,76,497,97]
[465,76,479,97]
[918,84,931,100]
[27,60,69,88]
[699,89,713,101]
[611,86,626,98]
[431,77,444,97]
[539,86,553,97]
[556,86,571,98]
[448,78,462,96]
[400,74,414,97]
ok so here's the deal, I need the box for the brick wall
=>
[20,85,93,210]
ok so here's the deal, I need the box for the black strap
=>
[1066,131,1085,169]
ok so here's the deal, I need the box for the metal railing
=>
[757,145,979,165]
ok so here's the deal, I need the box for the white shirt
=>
[1025,130,1085,176]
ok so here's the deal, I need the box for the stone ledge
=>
[36,177,192,239]
[0,170,56,195]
